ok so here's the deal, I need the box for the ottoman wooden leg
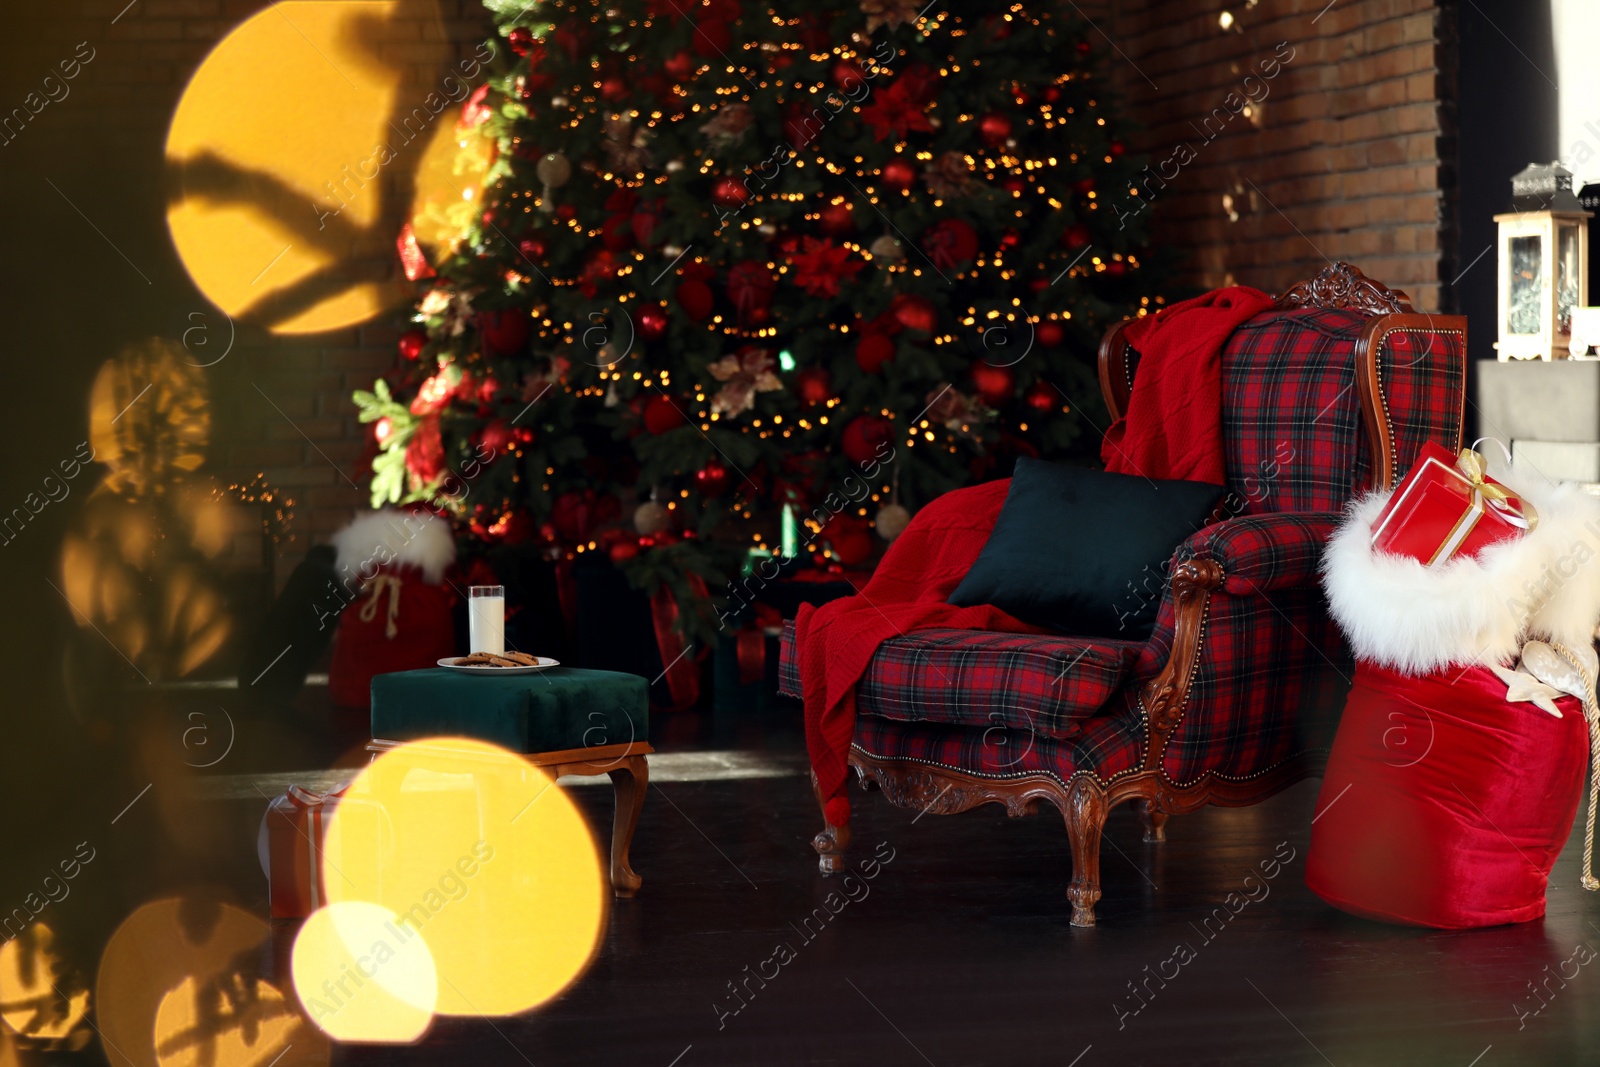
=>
[607,756,648,897]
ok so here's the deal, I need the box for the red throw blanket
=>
[799,286,1270,826]
[1100,285,1273,485]
[797,479,1048,825]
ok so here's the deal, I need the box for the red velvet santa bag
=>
[328,511,458,709]
[1315,449,1600,927]
[1306,661,1587,928]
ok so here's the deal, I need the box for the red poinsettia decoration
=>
[859,80,935,142]
[405,414,445,484]
[788,237,864,298]
[707,347,783,417]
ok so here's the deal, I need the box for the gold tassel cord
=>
[1551,642,1600,892]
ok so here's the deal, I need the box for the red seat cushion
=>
[1306,661,1589,928]
[852,628,1142,741]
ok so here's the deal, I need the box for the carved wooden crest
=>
[1275,262,1412,315]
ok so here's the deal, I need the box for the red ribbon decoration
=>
[396,222,437,281]
[649,575,711,713]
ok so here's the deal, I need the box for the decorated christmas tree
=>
[356,0,1166,639]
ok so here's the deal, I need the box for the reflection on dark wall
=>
[1455,0,1559,441]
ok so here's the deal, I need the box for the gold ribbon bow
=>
[1456,448,1537,531]
[357,573,403,639]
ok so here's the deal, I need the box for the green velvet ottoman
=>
[369,666,652,897]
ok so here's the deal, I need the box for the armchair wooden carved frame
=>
[809,262,1468,926]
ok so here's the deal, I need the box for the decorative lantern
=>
[1495,161,1592,361]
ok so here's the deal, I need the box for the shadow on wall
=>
[163,0,494,337]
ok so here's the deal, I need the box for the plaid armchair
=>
[778,263,1467,926]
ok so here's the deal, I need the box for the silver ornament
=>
[536,152,572,188]
[874,503,911,541]
[870,235,905,262]
[633,501,669,536]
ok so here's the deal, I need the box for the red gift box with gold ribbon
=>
[1370,442,1537,566]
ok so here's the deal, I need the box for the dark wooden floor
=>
[163,693,1600,1067]
[37,681,1594,1067]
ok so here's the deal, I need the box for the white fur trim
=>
[333,510,456,585]
[1321,458,1600,675]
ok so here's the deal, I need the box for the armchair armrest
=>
[1175,511,1342,597]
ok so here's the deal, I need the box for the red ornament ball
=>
[832,61,866,92]
[1024,380,1057,413]
[979,112,1013,146]
[1109,140,1126,158]
[398,328,427,362]
[1036,320,1065,347]
[517,236,546,261]
[1072,177,1096,196]
[829,523,873,567]
[1106,259,1129,277]
[477,307,530,356]
[478,418,514,455]
[642,394,688,434]
[880,159,917,192]
[694,458,730,497]
[663,50,694,80]
[1076,40,1092,55]
[1062,223,1092,249]
[999,228,1021,250]
[600,76,627,102]
[676,278,714,321]
[970,361,1016,406]
[1002,177,1027,197]
[507,26,534,56]
[637,305,669,341]
[608,539,640,564]
[841,415,893,466]
[711,176,751,210]
[818,201,855,236]
[890,293,938,334]
[795,366,833,405]
[855,332,896,374]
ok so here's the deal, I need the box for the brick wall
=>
[1096,0,1455,313]
[2,0,495,584]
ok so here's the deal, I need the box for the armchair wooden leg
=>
[606,755,648,898]
[1140,801,1168,843]
[811,770,850,875]
[1064,776,1109,927]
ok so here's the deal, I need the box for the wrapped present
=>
[261,783,347,919]
[1370,442,1536,567]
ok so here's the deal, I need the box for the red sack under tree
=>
[328,510,458,708]
[1313,452,1600,927]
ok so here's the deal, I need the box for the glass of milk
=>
[468,585,505,655]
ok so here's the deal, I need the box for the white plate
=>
[435,657,560,675]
